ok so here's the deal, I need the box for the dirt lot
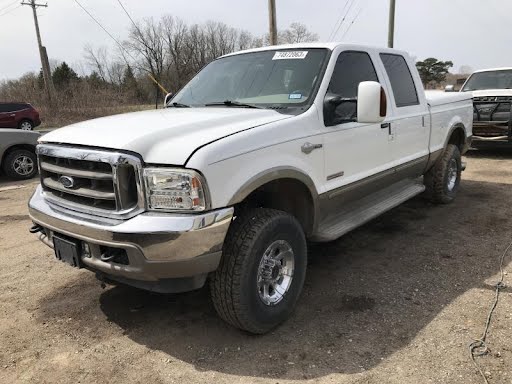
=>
[1,150,512,384]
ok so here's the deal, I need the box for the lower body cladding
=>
[28,186,234,293]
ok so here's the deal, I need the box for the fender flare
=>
[227,166,319,206]
[443,122,469,151]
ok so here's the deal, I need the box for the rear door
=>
[378,53,430,175]
[0,104,17,128]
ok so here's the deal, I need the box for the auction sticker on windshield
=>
[272,51,308,60]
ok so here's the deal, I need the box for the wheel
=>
[18,119,33,131]
[210,208,307,334]
[2,149,38,180]
[424,144,461,204]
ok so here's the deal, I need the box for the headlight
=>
[143,168,209,211]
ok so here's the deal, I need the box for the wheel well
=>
[447,125,466,151]
[236,178,315,235]
[17,118,33,126]
[1,144,36,167]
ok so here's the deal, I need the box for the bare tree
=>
[125,17,168,98]
[280,23,319,44]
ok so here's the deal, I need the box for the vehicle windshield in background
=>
[170,49,328,108]
[461,70,512,91]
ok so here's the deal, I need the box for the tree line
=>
[0,16,317,125]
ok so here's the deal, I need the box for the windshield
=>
[169,49,328,109]
[461,70,512,91]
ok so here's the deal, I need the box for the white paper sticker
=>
[272,51,308,60]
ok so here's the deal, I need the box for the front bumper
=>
[28,186,233,292]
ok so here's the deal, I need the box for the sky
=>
[1,0,511,80]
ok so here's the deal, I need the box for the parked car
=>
[460,67,512,147]
[0,102,41,131]
[0,129,40,180]
[28,43,473,334]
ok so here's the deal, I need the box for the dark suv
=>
[0,102,41,131]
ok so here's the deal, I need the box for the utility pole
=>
[268,0,277,45]
[387,0,396,48]
[22,0,55,104]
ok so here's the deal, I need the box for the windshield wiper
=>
[204,100,262,109]
[170,102,190,108]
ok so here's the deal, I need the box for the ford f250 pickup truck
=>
[460,67,512,147]
[29,43,473,334]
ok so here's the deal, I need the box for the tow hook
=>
[29,224,43,234]
[461,161,467,171]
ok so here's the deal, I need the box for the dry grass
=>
[37,104,157,128]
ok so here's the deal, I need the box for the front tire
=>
[2,149,38,180]
[210,208,307,334]
[424,144,461,204]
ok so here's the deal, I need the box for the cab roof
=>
[472,67,512,74]
[220,42,409,59]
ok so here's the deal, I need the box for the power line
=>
[115,0,139,33]
[0,3,21,16]
[73,0,126,54]
[328,0,350,41]
[113,0,169,95]
[0,0,19,12]
[73,0,168,94]
[331,0,358,41]
[340,0,367,41]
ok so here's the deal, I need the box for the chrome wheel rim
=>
[257,240,295,306]
[20,121,32,130]
[447,158,458,191]
[13,155,34,176]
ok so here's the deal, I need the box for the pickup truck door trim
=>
[316,154,428,223]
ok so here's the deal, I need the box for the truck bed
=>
[425,91,473,154]
[425,90,472,106]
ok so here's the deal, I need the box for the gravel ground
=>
[1,149,511,384]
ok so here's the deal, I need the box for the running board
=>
[313,180,425,242]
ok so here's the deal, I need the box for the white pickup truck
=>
[29,43,473,334]
[459,67,512,146]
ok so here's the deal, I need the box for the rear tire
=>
[424,144,461,204]
[210,208,307,334]
[18,119,34,131]
[2,149,38,180]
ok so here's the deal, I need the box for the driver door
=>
[322,50,395,206]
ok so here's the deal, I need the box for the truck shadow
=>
[36,178,511,380]
[466,147,512,159]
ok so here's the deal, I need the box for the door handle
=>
[301,142,323,154]
[10,114,15,117]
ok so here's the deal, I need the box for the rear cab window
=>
[380,53,419,107]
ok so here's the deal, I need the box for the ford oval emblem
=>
[59,175,75,189]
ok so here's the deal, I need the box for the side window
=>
[0,104,14,112]
[380,53,419,107]
[327,51,379,123]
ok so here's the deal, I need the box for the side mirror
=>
[444,85,455,92]
[357,81,386,124]
[164,92,173,106]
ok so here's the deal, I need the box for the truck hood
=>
[469,89,512,98]
[41,107,291,165]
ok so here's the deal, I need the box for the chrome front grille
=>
[37,144,144,219]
